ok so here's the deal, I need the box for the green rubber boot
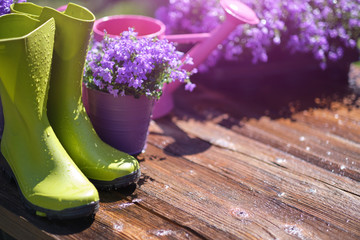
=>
[11,3,141,189]
[0,14,99,219]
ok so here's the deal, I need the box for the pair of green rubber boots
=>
[0,3,140,219]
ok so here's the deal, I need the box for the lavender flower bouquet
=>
[156,0,360,71]
[83,28,194,100]
[83,29,195,153]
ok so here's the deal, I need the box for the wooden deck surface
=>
[0,61,360,239]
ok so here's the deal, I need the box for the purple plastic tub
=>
[84,86,154,155]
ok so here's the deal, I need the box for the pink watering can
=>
[92,0,259,119]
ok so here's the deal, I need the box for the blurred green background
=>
[29,0,167,18]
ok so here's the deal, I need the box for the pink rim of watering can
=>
[91,0,259,119]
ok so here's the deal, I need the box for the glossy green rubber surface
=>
[11,3,140,184]
[0,14,99,214]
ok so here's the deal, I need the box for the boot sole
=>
[89,169,141,191]
[0,153,99,220]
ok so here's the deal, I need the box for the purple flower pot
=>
[83,86,154,155]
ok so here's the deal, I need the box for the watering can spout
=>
[181,0,259,73]
[221,0,260,25]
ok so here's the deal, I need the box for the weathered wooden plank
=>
[149,115,360,197]
[235,117,360,180]
[92,199,202,240]
[151,87,360,237]
[0,205,51,240]
[138,145,323,239]
[171,85,360,181]
[147,102,360,237]
[141,141,360,239]
[292,107,360,144]
[116,186,237,240]
[156,111,360,195]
